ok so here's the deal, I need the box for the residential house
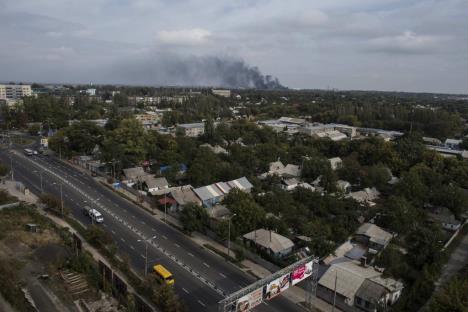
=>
[176,122,205,137]
[329,157,343,170]
[428,207,462,231]
[280,178,299,191]
[141,176,169,195]
[355,276,404,312]
[227,176,253,193]
[347,188,380,207]
[337,180,351,193]
[200,143,228,155]
[243,228,295,258]
[212,89,231,97]
[159,185,201,212]
[193,184,226,208]
[354,223,393,252]
[317,261,403,312]
[423,137,442,146]
[261,160,301,178]
[122,167,147,184]
[445,138,462,150]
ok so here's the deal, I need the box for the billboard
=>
[265,273,290,300]
[291,261,314,286]
[235,287,263,312]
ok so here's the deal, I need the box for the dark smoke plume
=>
[110,53,285,89]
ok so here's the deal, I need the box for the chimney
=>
[360,256,367,267]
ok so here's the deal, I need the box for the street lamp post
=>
[60,183,64,217]
[227,213,237,258]
[138,235,157,277]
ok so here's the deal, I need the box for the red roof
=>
[158,197,177,206]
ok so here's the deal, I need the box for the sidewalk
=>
[0,180,38,204]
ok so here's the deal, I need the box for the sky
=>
[0,0,467,93]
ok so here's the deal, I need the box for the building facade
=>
[0,84,32,99]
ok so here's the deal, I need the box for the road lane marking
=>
[203,262,210,268]
[130,245,135,250]
[187,252,194,257]
[174,243,180,248]
[141,221,145,225]
[219,273,226,278]
[162,235,167,239]
[197,300,206,307]
[111,230,116,234]
[182,288,189,294]
[120,238,125,242]
[140,254,145,259]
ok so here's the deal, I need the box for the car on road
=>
[82,205,104,224]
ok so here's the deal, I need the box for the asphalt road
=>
[2,147,305,312]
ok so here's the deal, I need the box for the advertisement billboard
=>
[265,273,290,300]
[291,261,314,286]
[235,287,263,312]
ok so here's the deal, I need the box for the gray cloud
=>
[0,0,467,93]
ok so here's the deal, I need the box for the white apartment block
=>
[0,84,32,99]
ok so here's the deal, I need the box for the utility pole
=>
[138,236,157,277]
[164,192,167,223]
[60,183,64,217]
[227,213,237,258]
[332,271,337,312]
[9,154,14,181]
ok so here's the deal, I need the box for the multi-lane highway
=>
[1,147,305,312]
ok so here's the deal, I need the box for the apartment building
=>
[0,84,32,99]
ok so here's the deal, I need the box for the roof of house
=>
[123,167,146,180]
[283,164,301,177]
[355,279,388,303]
[347,188,380,204]
[215,182,232,194]
[193,184,224,201]
[445,138,462,145]
[243,228,294,254]
[141,176,168,189]
[328,157,342,165]
[428,207,461,225]
[269,161,285,172]
[278,116,306,125]
[177,122,205,129]
[170,186,201,206]
[282,178,299,186]
[356,223,392,246]
[227,176,253,191]
[200,143,228,154]
[318,261,381,299]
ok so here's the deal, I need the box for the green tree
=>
[224,189,265,237]
[152,283,185,312]
[429,270,468,312]
[179,203,209,234]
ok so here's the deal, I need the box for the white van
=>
[82,205,104,223]
[89,209,104,223]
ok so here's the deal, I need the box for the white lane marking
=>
[141,221,145,225]
[162,235,167,239]
[120,238,125,242]
[111,230,116,234]
[182,288,189,294]
[103,224,108,228]
[203,262,210,268]
[140,254,145,259]
[219,273,226,278]
[130,245,135,250]
[187,252,194,257]
[197,300,206,307]
[174,243,180,248]
[132,215,136,219]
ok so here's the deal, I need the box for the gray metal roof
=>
[193,184,224,201]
